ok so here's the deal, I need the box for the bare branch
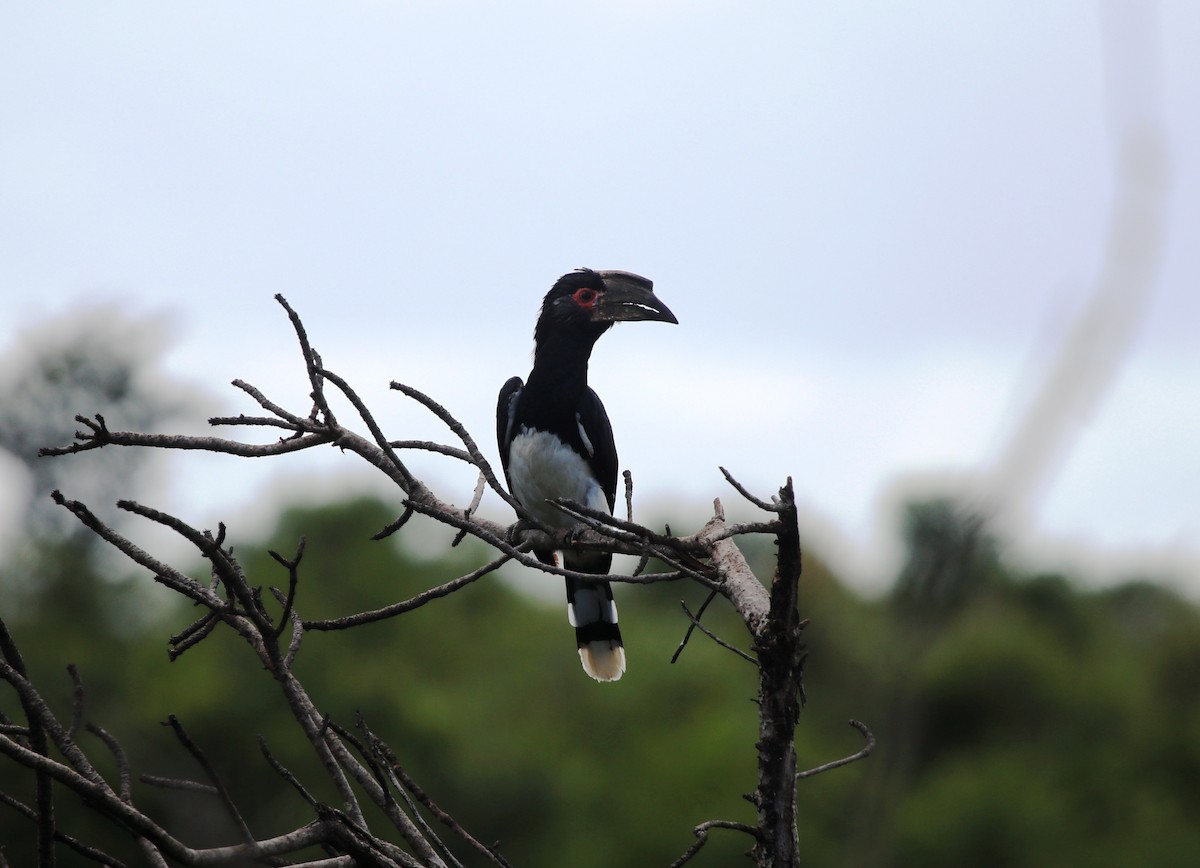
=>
[750,478,806,868]
[319,367,418,492]
[0,790,131,868]
[400,497,691,587]
[85,723,132,802]
[705,532,770,638]
[372,506,415,541]
[40,415,331,460]
[0,618,56,868]
[67,664,85,740]
[16,293,850,868]
[671,591,755,665]
[270,585,306,668]
[163,715,257,845]
[796,719,876,780]
[359,716,513,868]
[231,378,311,429]
[389,440,473,463]
[303,551,520,632]
[681,599,755,663]
[274,294,338,426]
[49,492,219,608]
[168,613,219,662]
[452,473,488,547]
[719,466,783,513]
[668,819,761,868]
[267,537,306,640]
[335,719,463,868]
[259,735,320,811]
[139,775,218,796]
[389,379,519,512]
[208,413,300,432]
[0,658,107,790]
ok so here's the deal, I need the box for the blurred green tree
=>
[0,306,202,622]
[4,309,1198,868]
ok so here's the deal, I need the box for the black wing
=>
[576,386,618,512]
[496,376,524,491]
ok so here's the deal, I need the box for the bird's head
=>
[535,269,677,346]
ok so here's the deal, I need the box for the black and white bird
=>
[497,269,677,681]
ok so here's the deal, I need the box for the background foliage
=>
[1,317,1196,866]
[2,491,1197,867]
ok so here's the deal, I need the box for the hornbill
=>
[497,269,677,681]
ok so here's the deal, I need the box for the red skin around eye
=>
[572,288,599,309]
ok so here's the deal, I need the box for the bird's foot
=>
[506,518,537,547]
[564,525,588,549]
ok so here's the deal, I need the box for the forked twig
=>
[275,293,337,427]
[719,466,783,513]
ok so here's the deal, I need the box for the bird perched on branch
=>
[497,269,677,681]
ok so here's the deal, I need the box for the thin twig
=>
[139,775,218,796]
[719,466,783,513]
[341,718,463,868]
[270,586,306,668]
[209,413,302,432]
[373,506,415,541]
[452,473,488,547]
[259,736,320,810]
[676,598,756,665]
[623,469,634,522]
[360,718,512,868]
[50,492,216,607]
[303,552,519,631]
[268,538,306,639]
[0,619,58,868]
[320,367,418,491]
[231,379,310,428]
[670,590,719,664]
[115,501,266,629]
[795,719,876,780]
[67,664,85,739]
[168,613,220,661]
[389,440,473,463]
[164,715,257,844]
[85,723,132,802]
[668,820,760,868]
[275,294,338,427]
[0,791,131,868]
[0,729,335,864]
[390,379,521,512]
[549,497,684,551]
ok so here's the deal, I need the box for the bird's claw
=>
[564,525,587,548]
[506,519,536,547]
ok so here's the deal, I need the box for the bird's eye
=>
[573,288,598,307]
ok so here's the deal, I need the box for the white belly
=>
[507,429,610,527]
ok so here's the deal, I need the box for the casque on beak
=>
[592,270,678,325]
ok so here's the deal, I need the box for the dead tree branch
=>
[10,295,858,866]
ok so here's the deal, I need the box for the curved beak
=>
[593,271,678,324]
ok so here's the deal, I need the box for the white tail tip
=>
[579,641,626,682]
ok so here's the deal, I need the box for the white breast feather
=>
[508,428,609,527]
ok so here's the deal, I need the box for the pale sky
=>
[2,2,1197,594]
